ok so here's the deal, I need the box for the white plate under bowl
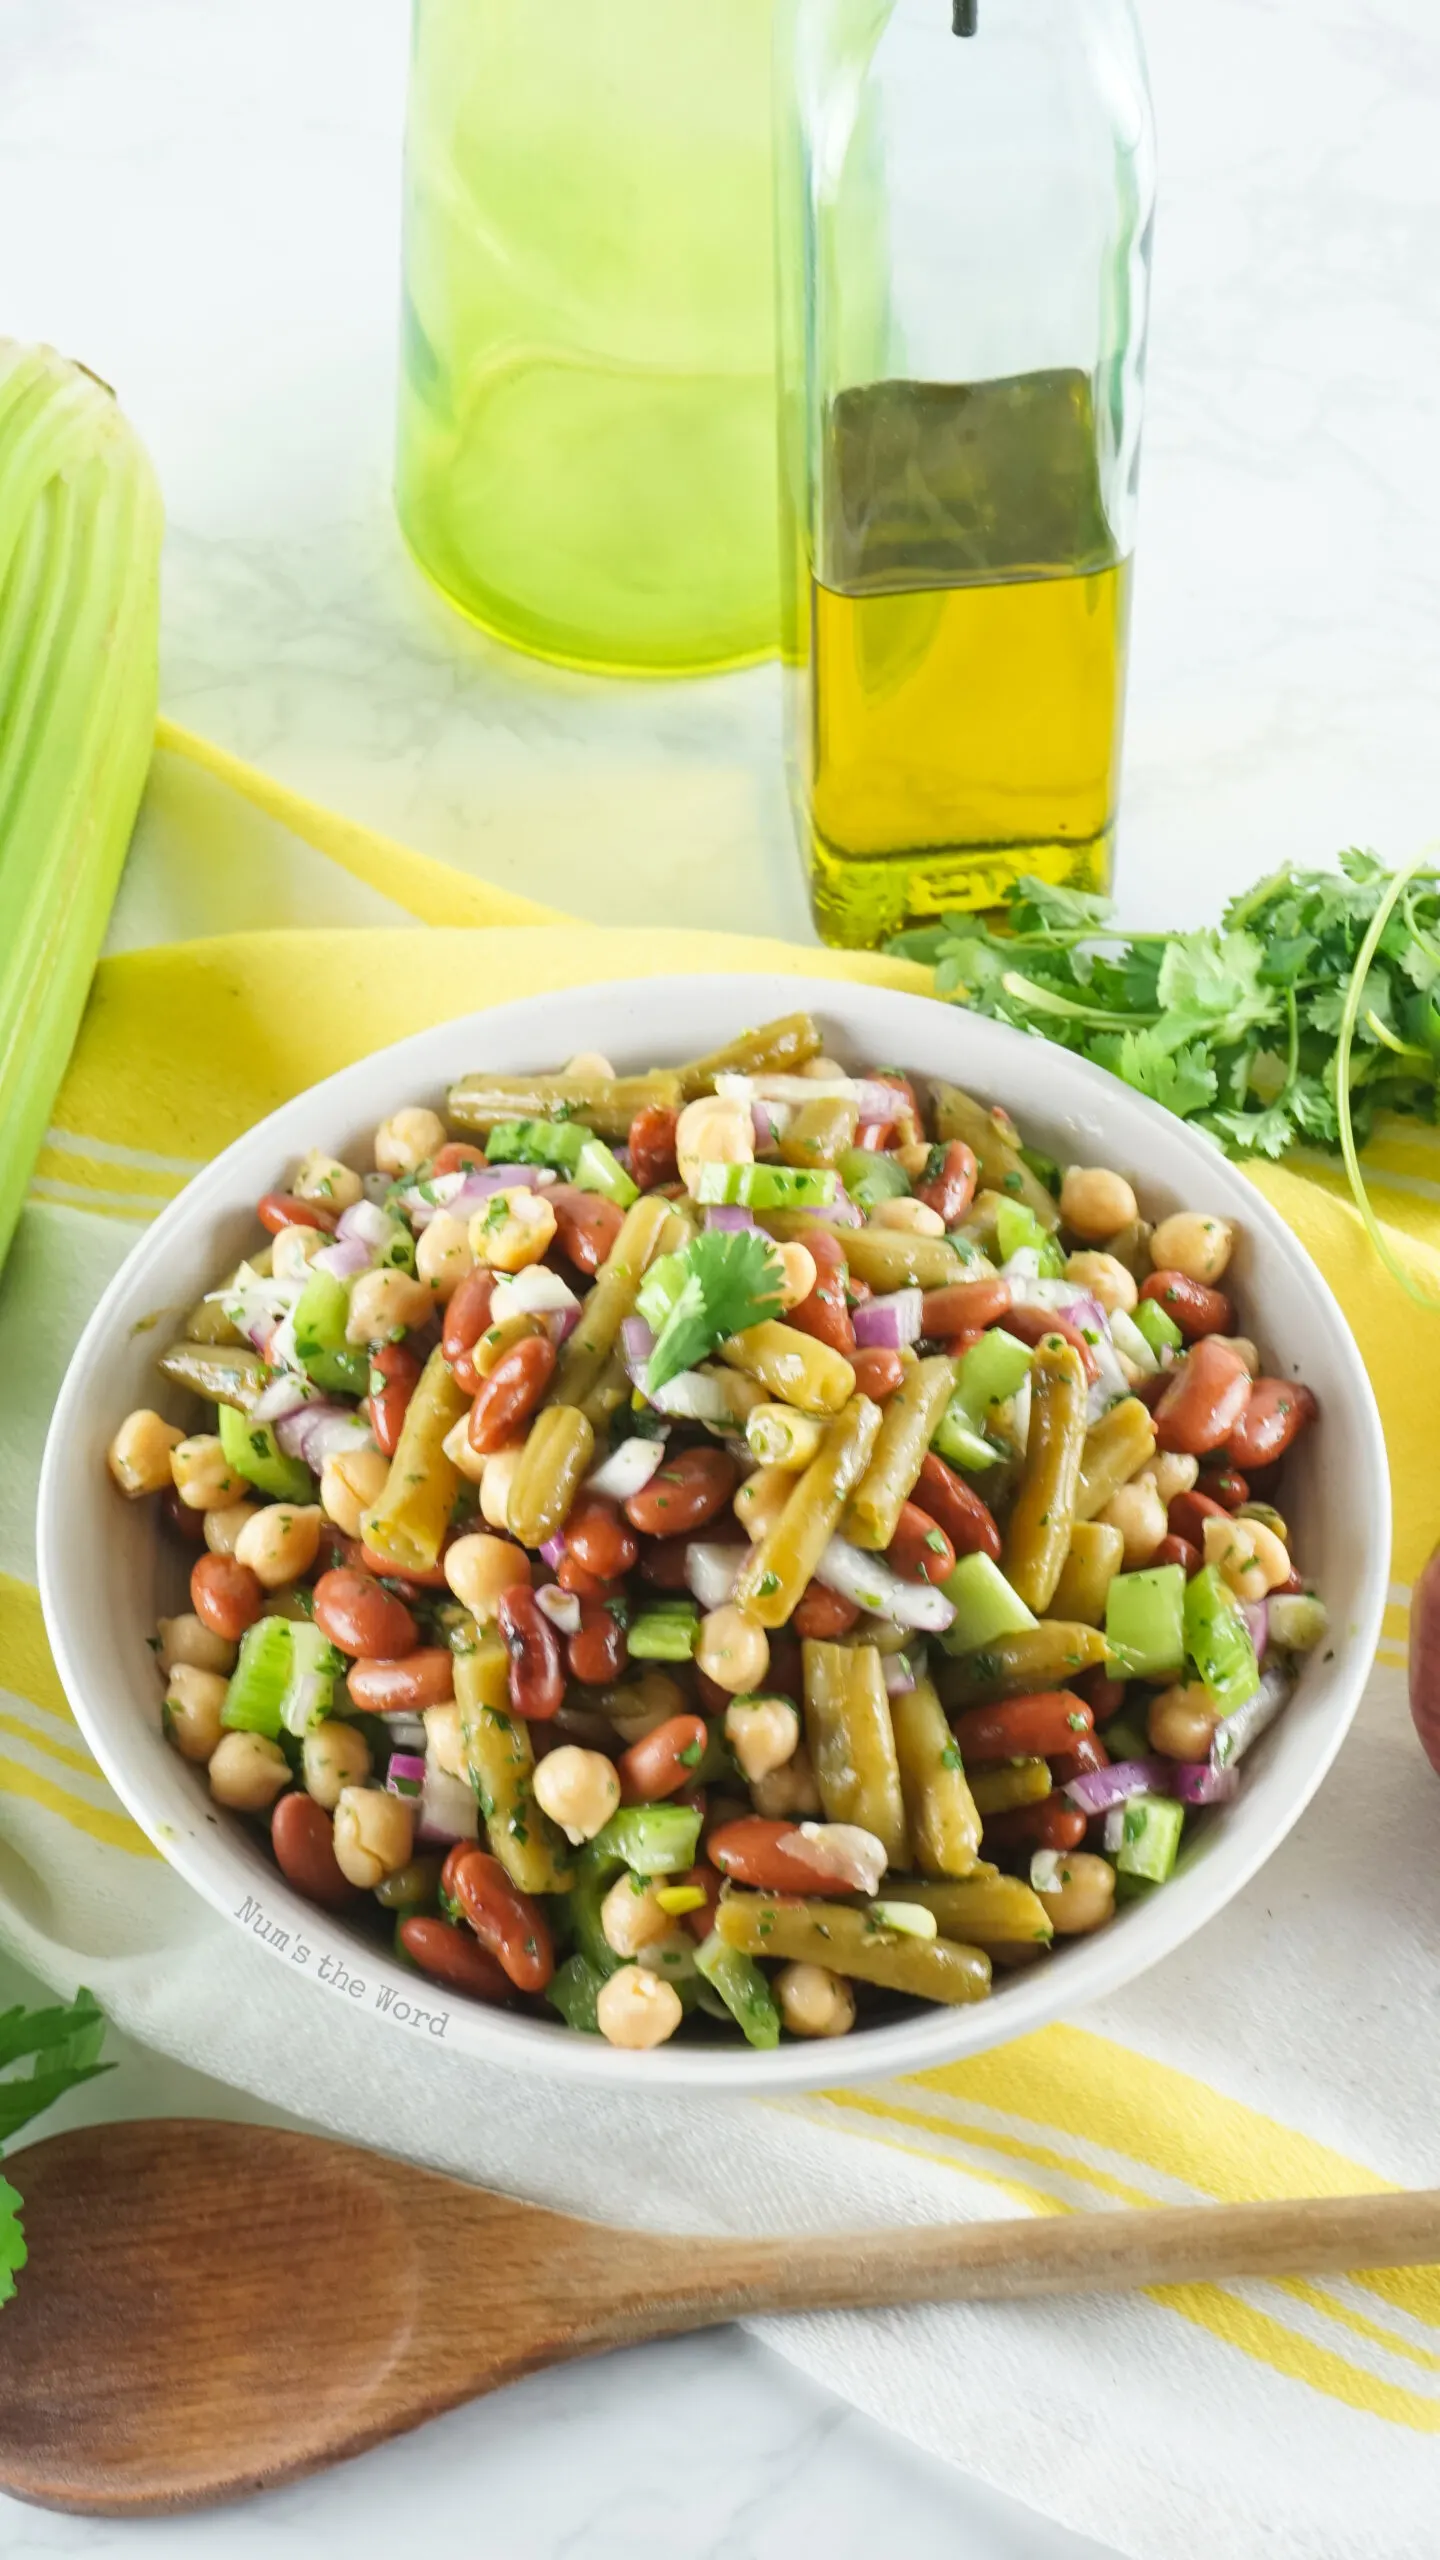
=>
[38,975,1388,2091]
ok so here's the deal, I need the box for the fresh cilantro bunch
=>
[0,1987,110,2306]
[641,1228,784,1393]
[890,855,1440,1302]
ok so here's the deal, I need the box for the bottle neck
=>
[952,0,977,32]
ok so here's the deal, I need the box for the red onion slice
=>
[852,1288,923,1352]
[1063,1757,1171,1815]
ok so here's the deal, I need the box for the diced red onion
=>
[685,1542,745,1611]
[275,1399,343,1459]
[1212,1661,1292,1769]
[386,1751,427,1801]
[1169,1760,1240,1806]
[337,1199,396,1248]
[549,1304,581,1346]
[251,1373,321,1426]
[706,1204,762,1233]
[416,1762,480,1846]
[296,1410,375,1470]
[784,1183,863,1230]
[380,1713,427,1751]
[536,1584,582,1636]
[620,1316,656,1378]
[1242,1599,1269,1662]
[493,1266,579,1323]
[586,1436,668,1502]
[882,1650,918,1696]
[752,1102,781,1152]
[539,1532,568,1569]
[852,1288,923,1352]
[1063,1757,1170,1815]
[646,1369,736,1423]
[408,1166,543,1230]
[313,1236,372,1281]
[815,1537,955,1633]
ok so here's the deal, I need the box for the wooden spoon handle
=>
[671,2188,1440,2319]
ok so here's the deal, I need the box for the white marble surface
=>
[2,0,1438,2550]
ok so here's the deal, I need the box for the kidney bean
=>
[497,1585,565,1719]
[624,1445,738,1539]
[707,1816,859,1895]
[1197,1466,1250,1511]
[271,1792,360,1908]
[765,1630,805,1703]
[873,1071,922,1138]
[346,1649,457,1713]
[1073,1668,1127,1723]
[617,1712,709,1804]
[468,1334,556,1454]
[637,1534,693,1593]
[447,1848,554,1991]
[998,1302,1100,1385]
[1139,1269,1234,1339]
[316,1525,362,1577]
[912,1140,978,1228]
[1152,1533,1202,1577]
[914,1451,1002,1565]
[399,1914,511,2004]
[1134,1371,1171,1411]
[1152,1339,1253,1455]
[845,1276,872,1309]
[784,1229,856,1357]
[367,1341,422,1458]
[694,1666,735,1717]
[558,1551,627,1602]
[676,1860,724,1941]
[312,1566,417,1661]
[443,1266,499,1396]
[940,1328,985,1359]
[190,1552,264,1640]
[431,1141,488,1179]
[950,1690,1094,1761]
[1048,1733,1110,1785]
[357,1545,451,1593]
[1166,1489,1229,1549]
[848,1346,907,1400]
[920,1277,1013,1336]
[256,1191,338,1237]
[628,1103,680,1189]
[568,1601,629,1687]
[856,1123,896,1153]
[563,1493,638,1581]
[162,1486,207,1548]
[980,1796,1088,1854]
[548,1184,625,1277]
[792,1581,862,1639]
[1223,1377,1317,1470]
[886,1501,956,1586]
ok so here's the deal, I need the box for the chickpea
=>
[319,1444,390,1539]
[346,1267,434,1345]
[675,1096,754,1194]
[478,1442,525,1533]
[234,1502,323,1591]
[375,1106,447,1178]
[416,1208,475,1300]
[157,1612,237,1678]
[1147,1681,1219,1763]
[468,1187,558,1275]
[734,1465,794,1543]
[605,1668,687,1747]
[1034,1850,1116,1936]
[600,1872,673,1957]
[1096,1477,1168,1570]
[1063,1250,1138,1316]
[776,1962,857,2039]
[872,1195,945,1238]
[695,1604,770,1696]
[272,1223,328,1281]
[424,1702,468,1782]
[595,1964,684,2050]
[170,1435,245,1512]
[332,1785,415,1888]
[1060,1165,1139,1242]
[1145,1451,1199,1505]
[725,1695,800,1784]
[750,1740,823,1819]
[533,1744,621,1845]
[776,1243,817,1311]
[163,1664,229,1763]
[564,1050,616,1079]
[442,1414,490,1487]
[301,1718,373,1810]
[1213,1335,1260,1378]
[203,1500,260,1558]
[108,1408,185,1498]
[444,1531,531,1624]
[292,1149,363,1212]
[1150,1211,1235,1285]
[1203,1513,1289,1600]
[208,1731,289,1812]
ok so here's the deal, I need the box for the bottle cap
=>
[953,0,977,30]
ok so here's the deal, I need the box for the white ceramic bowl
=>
[39,975,1388,2091]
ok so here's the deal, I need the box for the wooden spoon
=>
[2,2119,1436,2517]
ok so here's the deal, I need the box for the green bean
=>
[929,1083,1060,1229]
[759,1210,968,1294]
[802,1640,909,1864]
[889,1675,980,1877]
[718,1320,854,1414]
[731,1394,882,1628]
[1049,1521,1126,1626]
[879,1869,1054,1947]
[779,1095,858,1169]
[676,1012,822,1100]
[1002,1335,1088,1612]
[455,1644,574,1894]
[578,1345,632,1435]
[448,1067,682,1142]
[1075,1396,1157,1520]
[372,1853,443,1914]
[745,1403,827,1471]
[968,1758,1053,1815]
[549,1193,679,1408]
[844,1354,956,1550]
[936,1620,1109,1708]
[362,1344,470,1573]
[156,1340,268,1412]
[1100,1218,1154,1281]
[506,1406,595,1549]
[715,1893,992,2004]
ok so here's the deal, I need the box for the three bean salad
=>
[108,1015,1326,2053]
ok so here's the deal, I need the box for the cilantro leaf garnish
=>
[644,1229,784,1395]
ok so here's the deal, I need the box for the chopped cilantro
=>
[643,1228,784,1395]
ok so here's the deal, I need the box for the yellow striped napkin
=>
[3,722,1438,2558]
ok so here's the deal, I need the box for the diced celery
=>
[574,1136,638,1208]
[938,1553,1038,1655]
[951,1327,1035,1422]
[1184,1565,1261,1710]
[220,1618,295,1738]
[1266,1592,1328,1654]
[837,1146,910,1217]
[486,1116,586,1176]
[635,1251,689,1332]
[566,1853,627,1977]
[218,1399,314,1504]
[693,1932,781,2048]
[930,1408,1004,1472]
[292,1269,369,1397]
[693,1161,837,1210]
[546,1951,606,2034]
[627,1602,700,1662]
[372,1217,417,1275]
[1114,1793,1186,1883]
[1105,1565,1186,1682]
[591,1804,703,1875]
[995,1199,1065,1273]
[279,1622,345,1736]
[1132,1297,1183,1356]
